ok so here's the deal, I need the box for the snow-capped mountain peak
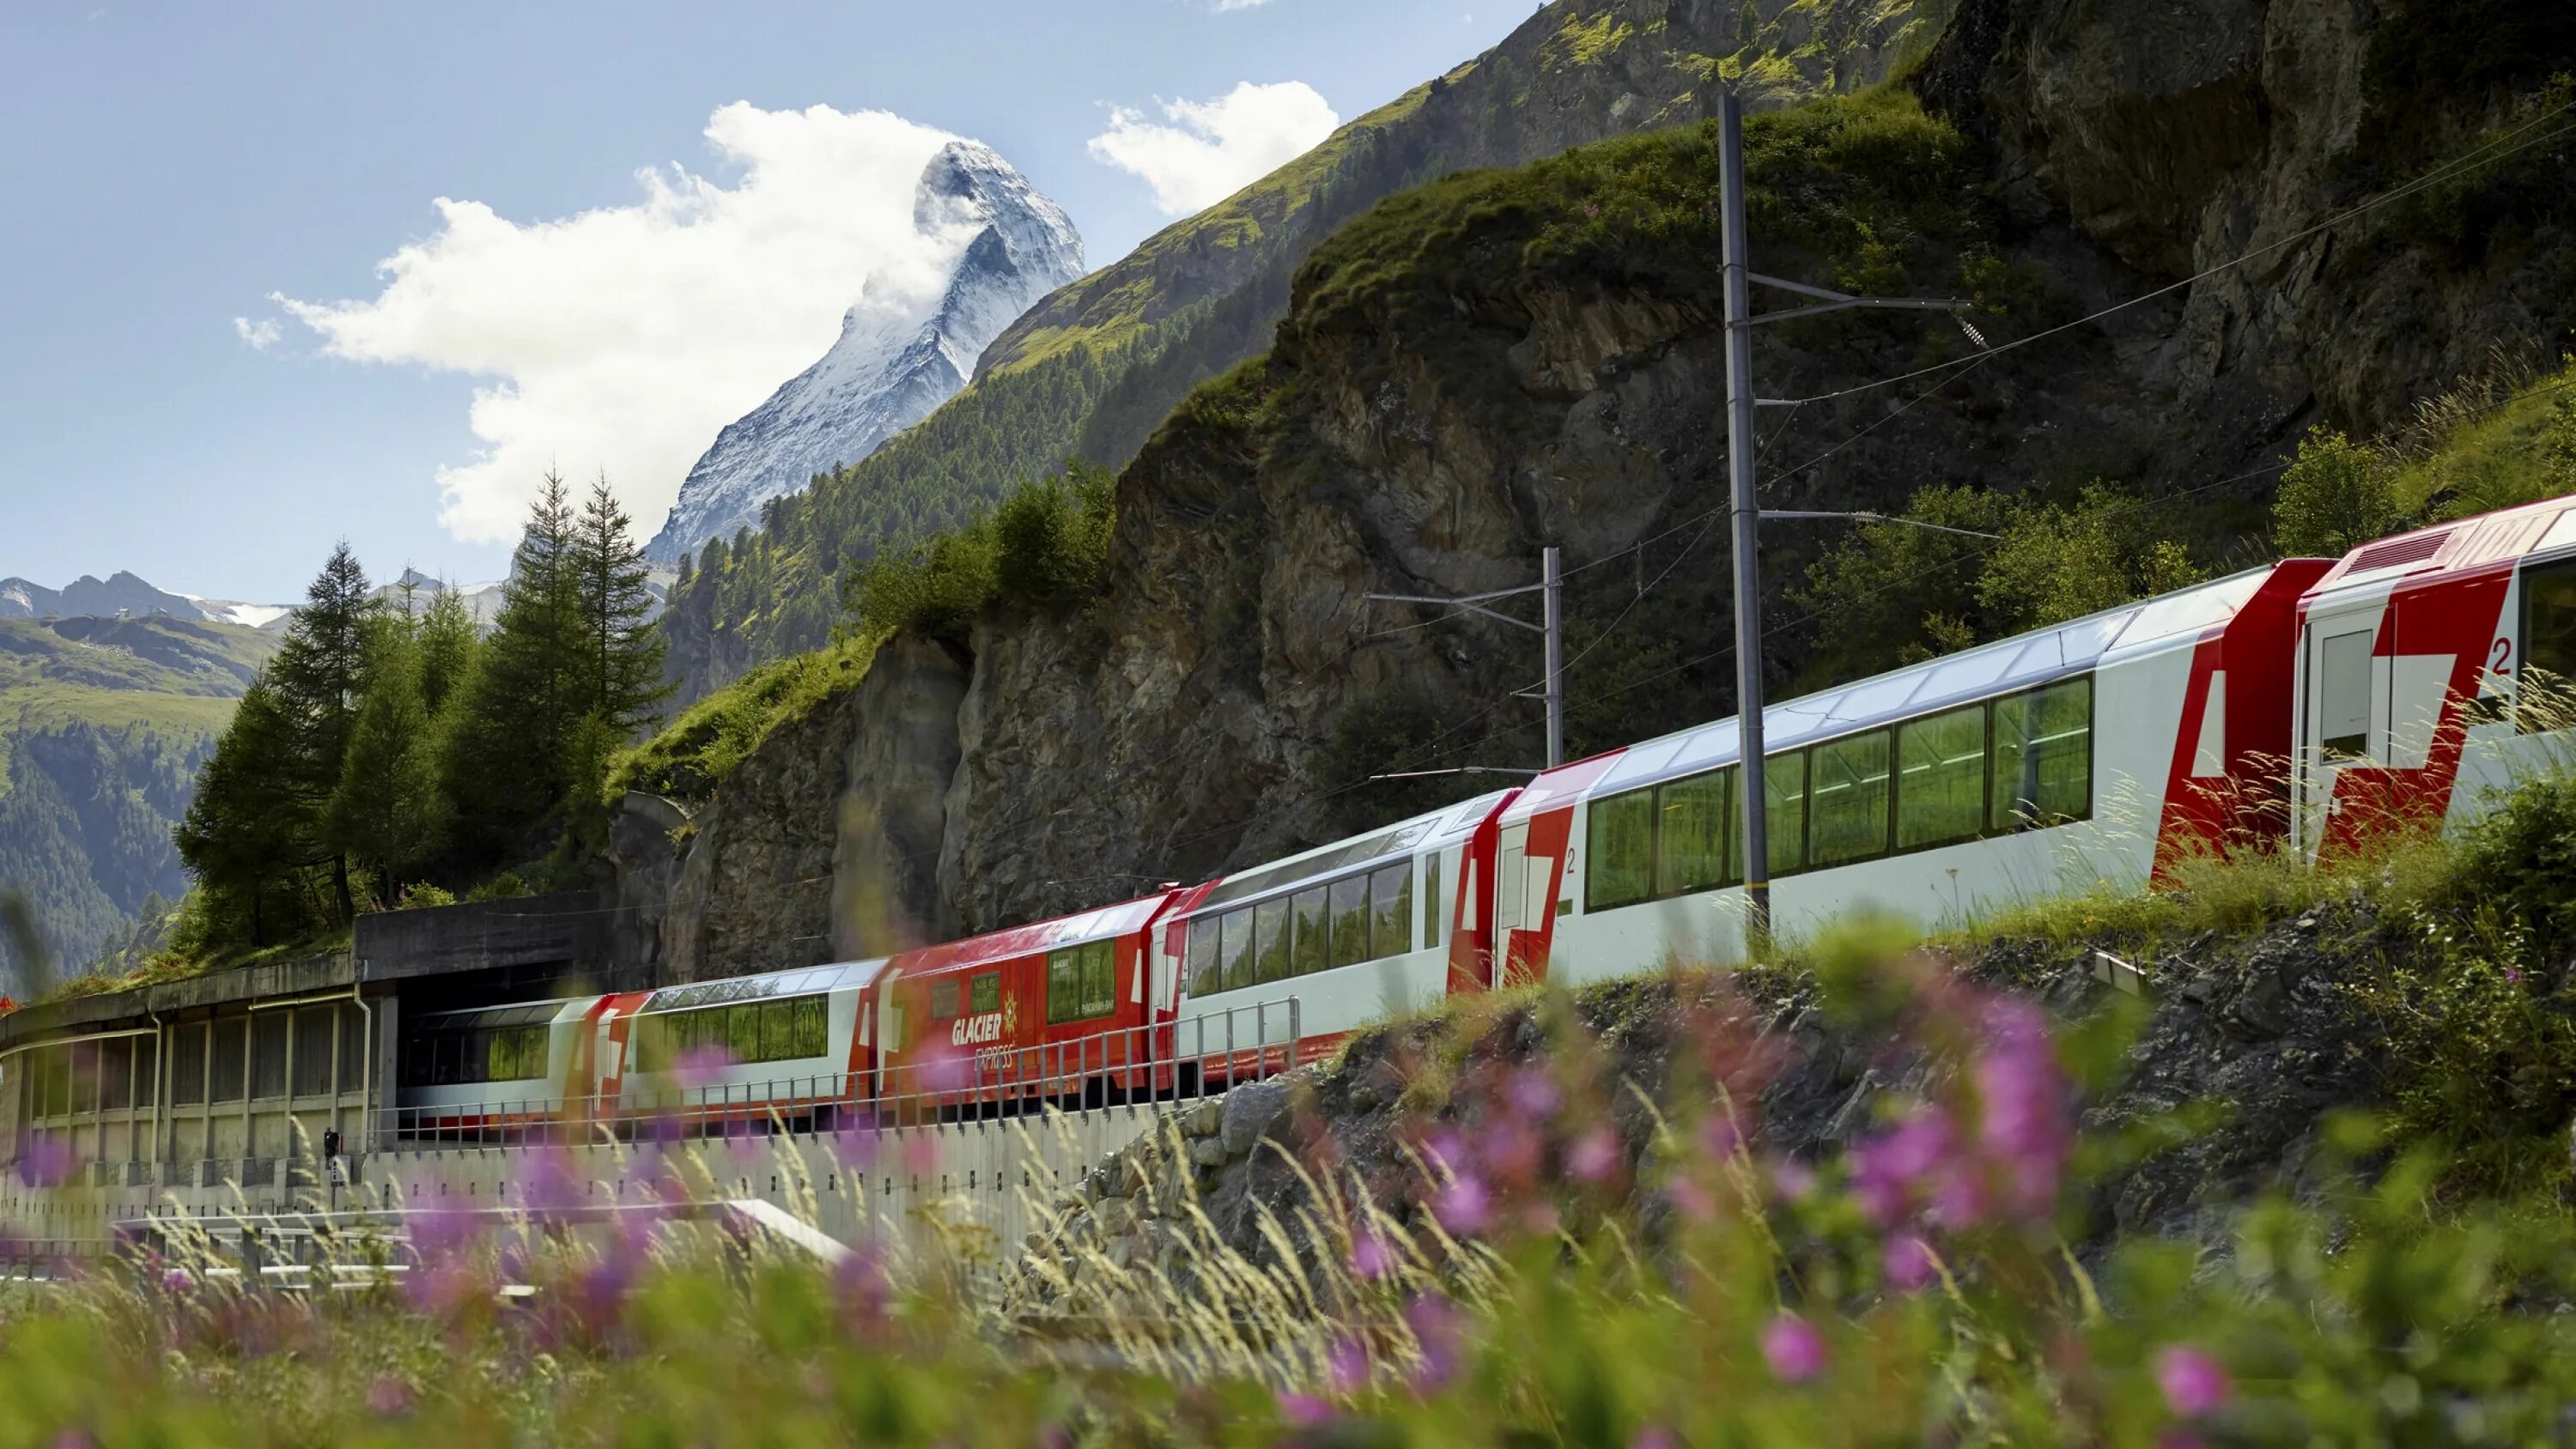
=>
[642,139,1084,564]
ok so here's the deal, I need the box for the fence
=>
[374,997,1304,1149]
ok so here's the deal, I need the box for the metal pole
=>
[1719,91,1772,950]
[1541,546,1565,767]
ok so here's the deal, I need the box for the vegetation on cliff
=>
[653,0,1947,706]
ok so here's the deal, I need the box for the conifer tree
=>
[266,542,377,920]
[573,473,671,737]
[443,470,586,863]
[414,584,481,719]
[174,679,316,947]
[326,629,443,902]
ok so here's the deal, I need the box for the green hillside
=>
[0,615,281,989]
[655,0,1948,701]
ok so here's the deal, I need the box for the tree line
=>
[174,472,668,952]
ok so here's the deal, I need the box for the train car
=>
[1163,789,1520,1070]
[1489,557,2332,986]
[394,997,603,1134]
[2293,495,2576,859]
[870,891,1188,1111]
[613,958,892,1127]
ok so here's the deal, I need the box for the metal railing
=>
[371,997,1303,1149]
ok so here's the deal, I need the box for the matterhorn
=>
[644,141,1084,564]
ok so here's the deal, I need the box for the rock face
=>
[643,141,1084,566]
[611,0,2571,984]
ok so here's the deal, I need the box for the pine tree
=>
[325,629,443,902]
[266,542,377,921]
[414,583,481,718]
[573,473,672,736]
[443,470,586,864]
[174,680,317,948]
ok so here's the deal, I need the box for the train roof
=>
[409,997,592,1028]
[1504,561,2291,822]
[2303,494,2576,606]
[890,892,1176,979]
[1188,788,1515,914]
[639,957,893,1014]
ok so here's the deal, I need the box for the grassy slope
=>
[0,616,280,983]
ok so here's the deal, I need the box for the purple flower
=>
[1662,1175,1716,1223]
[2155,1346,2230,1418]
[671,1045,733,1091]
[1566,1126,1622,1182]
[836,1243,890,1327]
[160,1266,195,1295]
[1350,1230,1395,1281]
[1479,1119,1543,1185]
[1699,1114,1741,1164]
[1849,1109,1954,1226]
[1435,1174,1492,1236]
[1277,1391,1334,1428]
[1630,1428,1679,1449]
[15,1134,73,1189]
[1506,1067,1562,1121]
[366,1375,414,1416]
[1760,1313,1827,1384]
[1973,1000,2072,1222]
[1882,1233,1937,1292]
[1422,1129,1467,1174]
[2506,967,2526,985]
[1326,1335,1370,1394]
[1769,1158,1817,1202]
[1406,1294,1463,1392]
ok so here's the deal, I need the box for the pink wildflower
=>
[160,1266,195,1294]
[1882,1233,1937,1292]
[1973,999,2072,1222]
[1769,1157,1817,1202]
[1277,1391,1334,1427]
[1506,1066,1562,1120]
[1406,1294,1464,1392]
[1630,1428,1679,1449]
[1662,1175,1716,1223]
[1698,1113,1741,1163]
[2155,1346,2230,1418]
[366,1375,414,1416]
[1326,1336,1370,1394]
[1849,1109,1955,1226]
[1349,1230,1394,1281]
[1435,1174,1492,1236]
[1567,1125,1622,1182]
[1760,1313,1828,1384]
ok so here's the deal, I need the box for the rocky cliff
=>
[612,0,2574,979]
[656,0,1953,705]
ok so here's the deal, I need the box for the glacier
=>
[643,140,1084,565]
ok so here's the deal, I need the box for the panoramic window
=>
[1586,787,1656,911]
[2522,559,2576,731]
[1992,676,2093,829]
[1046,941,1118,1024]
[1222,907,1255,992]
[1421,854,1443,954]
[1898,703,1988,851]
[1371,862,1413,959]
[1654,769,1731,898]
[1749,750,1808,878]
[1254,899,1289,985]
[1809,730,1893,867]
[1291,886,1329,976]
[1187,915,1221,997]
[1328,874,1370,969]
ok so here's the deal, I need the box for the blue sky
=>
[0,1,1532,603]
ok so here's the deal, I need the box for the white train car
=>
[1163,789,1519,1061]
[1492,558,2330,985]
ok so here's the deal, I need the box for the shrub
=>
[2274,426,2409,557]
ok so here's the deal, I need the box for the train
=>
[388,492,2576,1136]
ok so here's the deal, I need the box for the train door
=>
[2297,602,2389,859]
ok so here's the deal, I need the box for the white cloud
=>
[232,316,281,351]
[277,103,974,543]
[1210,0,1272,9]
[1086,81,1339,216]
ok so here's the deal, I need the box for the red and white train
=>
[391,494,2576,1136]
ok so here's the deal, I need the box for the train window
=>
[727,1004,761,1064]
[2521,559,2576,732]
[1655,770,1731,898]
[1422,854,1443,955]
[931,978,960,1021]
[1328,876,1370,968]
[1254,899,1290,985]
[1082,941,1117,1018]
[1291,887,1330,976]
[1372,863,1413,958]
[1048,943,1119,1023]
[1745,752,1807,879]
[1898,704,1988,851]
[970,973,1000,1016]
[1587,788,1656,912]
[791,997,829,1058]
[1222,908,1255,992]
[1810,731,1893,867]
[1047,948,1078,1024]
[759,1000,794,1060]
[1188,916,1222,997]
[1992,677,2093,830]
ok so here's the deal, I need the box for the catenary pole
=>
[1718,92,1772,949]
[1541,546,1564,768]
